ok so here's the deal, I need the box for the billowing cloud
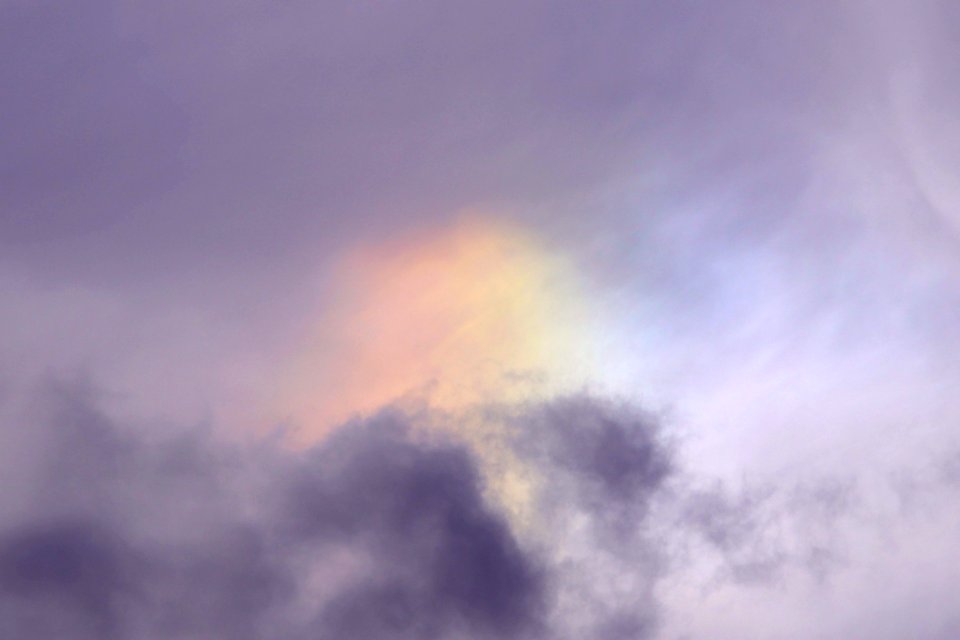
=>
[9,375,951,639]
[0,378,680,639]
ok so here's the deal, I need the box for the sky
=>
[2,1,960,638]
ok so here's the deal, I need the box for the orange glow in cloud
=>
[279,215,596,441]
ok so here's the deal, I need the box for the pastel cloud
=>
[278,215,598,436]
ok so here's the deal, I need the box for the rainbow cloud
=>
[279,214,601,440]
[271,215,607,523]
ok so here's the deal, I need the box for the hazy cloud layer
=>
[4,1,960,637]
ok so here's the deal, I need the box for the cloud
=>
[0,1,185,246]
[497,396,674,639]
[0,378,682,639]
[2,371,958,639]
[5,2,960,638]
[279,416,548,640]
[2,0,858,286]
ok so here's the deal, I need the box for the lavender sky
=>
[3,2,960,639]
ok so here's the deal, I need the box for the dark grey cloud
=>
[0,378,293,639]
[1,374,956,640]
[506,396,673,531]
[0,378,681,639]
[492,396,674,639]
[280,417,548,640]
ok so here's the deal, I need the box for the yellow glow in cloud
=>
[280,215,596,439]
